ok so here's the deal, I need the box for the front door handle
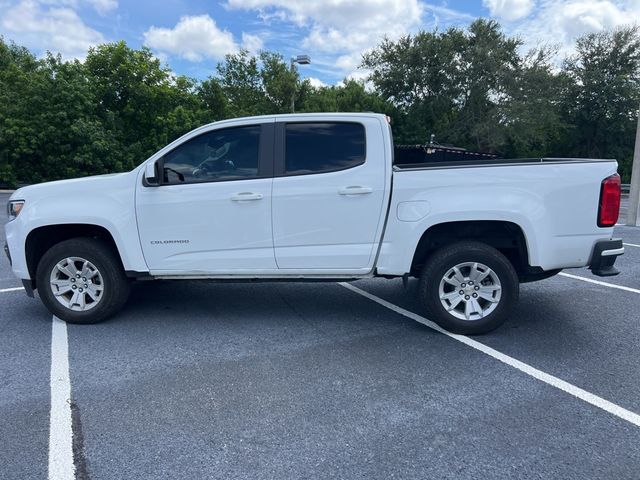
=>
[231,192,263,201]
[338,186,373,195]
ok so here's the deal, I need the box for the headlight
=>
[7,200,25,220]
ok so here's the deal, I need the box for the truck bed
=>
[393,157,616,171]
[393,157,615,171]
[375,158,619,276]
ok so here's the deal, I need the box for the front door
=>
[136,122,276,274]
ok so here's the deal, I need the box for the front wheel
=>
[36,238,130,324]
[418,241,519,335]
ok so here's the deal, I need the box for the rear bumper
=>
[589,239,623,277]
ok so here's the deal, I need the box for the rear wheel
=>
[36,238,130,324]
[418,241,519,335]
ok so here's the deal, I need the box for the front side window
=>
[162,125,260,184]
[285,122,366,175]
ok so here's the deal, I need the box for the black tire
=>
[418,241,519,335]
[36,238,130,324]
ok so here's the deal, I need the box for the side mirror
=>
[144,161,159,186]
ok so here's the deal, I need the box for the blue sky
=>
[1,0,638,85]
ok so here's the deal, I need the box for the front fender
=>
[5,172,148,279]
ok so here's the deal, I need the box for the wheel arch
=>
[410,220,530,277]
[25,224,125,289]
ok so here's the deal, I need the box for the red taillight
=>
[598,173,621,227]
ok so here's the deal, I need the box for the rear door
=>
[271,117,388,271]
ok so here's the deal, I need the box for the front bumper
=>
[589,239,624,277]
[4,242,11,265]
[4,242,33,296]
[4,216,29,280]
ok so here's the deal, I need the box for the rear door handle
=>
[230,192,263,201]
[338,186,373,195]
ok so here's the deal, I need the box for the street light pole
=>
[290,54,311,113]
[627,101,640,226]
[289,58,296,113]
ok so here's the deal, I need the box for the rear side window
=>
[285,122,366,175]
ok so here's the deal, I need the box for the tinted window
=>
[162,125,260,184]
[285,122,365,175]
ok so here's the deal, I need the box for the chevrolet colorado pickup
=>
[4,113,624,334]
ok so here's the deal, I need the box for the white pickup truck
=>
[4,113,624,334]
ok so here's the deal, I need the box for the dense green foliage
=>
[1,19,639,186]
[364,20,640,179]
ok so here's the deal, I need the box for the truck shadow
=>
[114,277,607,355]
[122,279,411,335]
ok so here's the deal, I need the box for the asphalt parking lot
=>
[1,191,640,479]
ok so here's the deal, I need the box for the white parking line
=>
[623,242,640,248]
[559,272,640,294]
[0,287,24,293]
[48,316,75,480]
[339,282,640,428]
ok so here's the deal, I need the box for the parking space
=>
[1,193,640,479]
[1,193,51,479]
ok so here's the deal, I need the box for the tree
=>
[216,49,267,116]
[450,19,521,152]
[561,27,640,179]
[260,51,297,113]
[84,41,202,170]
[362,27,464,144]
[214,49,301,116]
[2,23,639,185]
[298,79,395,118]
[197,77,227,121]
[0,39,112,183]
[500,47,569,158]
[0,38,42,185]
[363,19,523,151]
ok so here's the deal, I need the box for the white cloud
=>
[143,14,238,62]
[0,0,105,58]
[483,0,534,21]
[38,0,117,15]
[226,0,425,75]
[227,0,422,32]
[508,0,640,59]
[306,76,326,88]
[345,70,371,83]
[334,51,365,72]
[336,69,374,90]
[86,0,116,15]
[241,32,263,55]
[305,27,373,54]
[551,1,630,39]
